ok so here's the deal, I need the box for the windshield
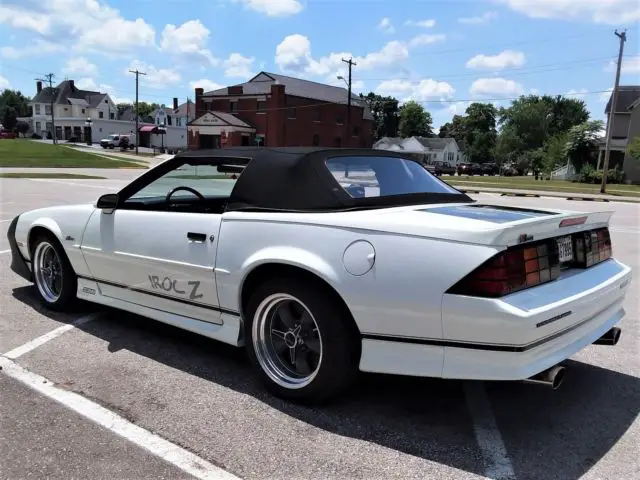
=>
[326,155,460,198]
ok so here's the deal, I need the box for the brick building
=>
[188,72,375,150]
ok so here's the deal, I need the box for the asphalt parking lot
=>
[1,174,638,480]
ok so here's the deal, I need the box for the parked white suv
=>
[100,134,135,149]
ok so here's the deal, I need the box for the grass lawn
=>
[0,139,145,168]
[447,175,640,197]
[0,172,106,179]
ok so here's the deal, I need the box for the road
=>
[1,173,638,480]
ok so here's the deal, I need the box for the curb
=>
[456,187,639,204]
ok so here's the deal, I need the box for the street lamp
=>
[337,75,348,88]
[159,122,166,153]
[84,117,92,145]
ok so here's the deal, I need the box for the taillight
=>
[447,227,613,298]
[447,240,560,298]
[573,228,612,268]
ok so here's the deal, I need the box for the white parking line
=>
[3,313,101,359]
[464,382,516,480]
[28,179,120,190]
[0,249,10,255]
[0,357,241,480]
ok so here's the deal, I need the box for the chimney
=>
[173,97,178,111]
[69,79,75,90]
[36,81,42,93]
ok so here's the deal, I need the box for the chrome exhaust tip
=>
[593,327,621,346]
[523,365,566,390]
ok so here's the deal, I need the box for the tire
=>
[244,276,359,404]
[31,234,77,311]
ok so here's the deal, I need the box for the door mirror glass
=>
[97,193,119,209]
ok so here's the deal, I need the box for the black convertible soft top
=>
[172,147,472,212]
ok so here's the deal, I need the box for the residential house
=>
[373,136,466,166]
[600,85,640,184]
[189,71,374,149]
[29,79,117,140]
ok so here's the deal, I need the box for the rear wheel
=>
[245,277,359,403]
[31,234,77,311]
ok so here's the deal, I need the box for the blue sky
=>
[1,0,638,130]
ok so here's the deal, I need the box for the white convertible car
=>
[7,147,632,402]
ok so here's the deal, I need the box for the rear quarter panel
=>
[215,213,499,340]
[15,205,96,277]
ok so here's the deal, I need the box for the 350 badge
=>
[148,275,203,300]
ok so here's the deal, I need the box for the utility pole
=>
[341,57,356,146]
[129,68,147,155]
[601,29,626,194]
[36,73,56,144]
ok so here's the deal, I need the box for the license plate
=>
[556,235,574,262]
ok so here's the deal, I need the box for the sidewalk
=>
[457,185,640,203]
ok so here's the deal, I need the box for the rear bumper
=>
[7,215,32,282]
[359,259,632,380]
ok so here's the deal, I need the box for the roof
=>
[202,72,374,121]
[190,111,253,128]
[31,80,108,108]
[164,146,470,212]
[174,101,195,118]
[414,137,453,150]
[605,86,640,114]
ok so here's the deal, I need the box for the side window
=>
[122,161,247,212]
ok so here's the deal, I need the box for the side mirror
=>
[97,193,119,211]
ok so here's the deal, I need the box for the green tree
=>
[398,100,433,138]
[563,120,604,170]
[360,92,400,139]
[464,103,497,163]
[626,136,640,162]
[543,95,590,137]
[15,120,30,137]
[2,106,18,130]
[543,132,570,174]
[439,114,467,142]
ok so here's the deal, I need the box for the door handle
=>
[187,232,207,242]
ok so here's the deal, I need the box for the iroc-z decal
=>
[148,275,203,300]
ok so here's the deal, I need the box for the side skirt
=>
[76,277,242,347]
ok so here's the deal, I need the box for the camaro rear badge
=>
[148,275,203,300]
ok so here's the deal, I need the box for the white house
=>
[29,79,118,140]
[373,136,467,166]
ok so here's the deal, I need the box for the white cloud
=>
[500,0,640,25]
[470,78,524,96]
[223,53,255,78]
[447,101,471,116]
[376,78,455,103]
[466,50,526,69]
[458,12,498,24]
[405,19,437,28]
[275,34,410,77]
[189,79,225,93]
[63,57,98,76]
[75,77,130,104]
[0,75,10,90]
[160,20,217,66]
[0,39,64,59]
[605,55,640,75]
[126,61,181,89]
[566,88,588,99]
[76,17,155,55]
[234,0,303,17]
[0,1,156,56]
[409,34,446,47]
[378,17,395,34]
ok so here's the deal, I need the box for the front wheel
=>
[245,277,359,403]
[31,235,77,310]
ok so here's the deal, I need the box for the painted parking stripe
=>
[3,313,101,360]
[464,382,516,480]
[0,249,10,255]
[0,358,242,480]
